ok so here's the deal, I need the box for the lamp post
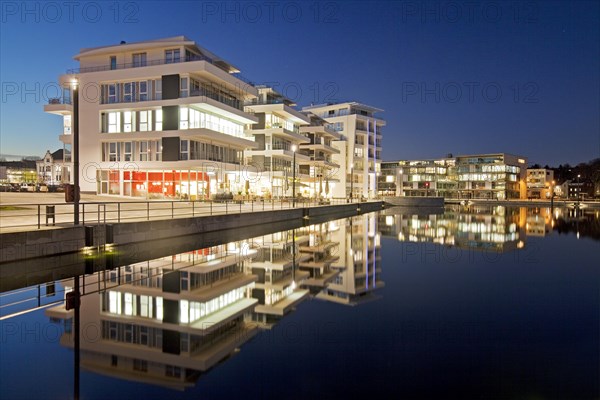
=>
[350,162,354,202]
[291,144,297,207]
[72,78,80,225]
[550,180,555,209]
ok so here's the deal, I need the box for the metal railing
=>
[0,197,371,232]
[189,88,242,110]
[66,55,255,86]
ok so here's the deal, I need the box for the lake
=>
[1,205,598,399]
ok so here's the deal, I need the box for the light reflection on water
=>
[0,205,598,399]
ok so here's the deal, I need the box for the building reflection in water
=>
[315,213,384,305]
[45,214,384,391]
[380,205,527,252]
[379,204,600,252]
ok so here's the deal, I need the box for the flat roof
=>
[74,35,241,73]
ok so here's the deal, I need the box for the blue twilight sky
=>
[1,0,598,166]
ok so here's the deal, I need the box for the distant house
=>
[36,149,71,185]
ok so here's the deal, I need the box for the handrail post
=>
[171,201,174,219]
[147,202,149,221]
[192,200,195,217]
[37,205,40,229]
[97,204,100,224]
[82,203,85,226]
[210,200,213,215]
[118,203,120,223]
[225,201,228,214]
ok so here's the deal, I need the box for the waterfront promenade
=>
[0,192,362,233]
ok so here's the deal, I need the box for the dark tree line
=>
[530,158,600,186]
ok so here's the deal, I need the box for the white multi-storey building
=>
[243,87,311,198]
[298,113,342,199]
[302,102,385,199]
[45,36,259,199]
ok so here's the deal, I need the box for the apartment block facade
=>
[302,102,385,199]
[45,38,385,200]
[45,36,259,199]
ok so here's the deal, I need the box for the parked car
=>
[38,184,49,192]
[20,183,35,192]
[0,183,12,192]
[47,184,66,193]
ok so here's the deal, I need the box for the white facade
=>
[36,149,71,185]
[45,36,259,198]
[243,87,311,198]
[302,102,385,199]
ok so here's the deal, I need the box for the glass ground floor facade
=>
[95,168,336,200]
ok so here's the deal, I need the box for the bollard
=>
[84,226,94,247]
[45,205,55,226]
[105,224,114,244]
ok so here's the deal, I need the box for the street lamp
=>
[291,144,297,207]
[350,162,354,202]
[72,78,80,225]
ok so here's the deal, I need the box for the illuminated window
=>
[108,112,120,133]
[108,291,121,314]
[156,297,163,321]
[155,109,163,131]
[124,292,134,316]
[123,111,133,132]
[139,110,152,131]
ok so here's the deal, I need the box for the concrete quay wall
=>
[383,196,444,207]
[0,202,383,263]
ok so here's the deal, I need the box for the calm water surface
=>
[1,205,598,399]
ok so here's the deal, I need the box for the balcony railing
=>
[272,142,292,151]
[189,87,242,110]
[66,55,255,85]
[47,97,72,105]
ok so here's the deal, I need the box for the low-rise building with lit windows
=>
[526,168,555,199]
[380,153,527,199]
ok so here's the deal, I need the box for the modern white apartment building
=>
[45,36,259,199]
[243,86,311,198]
[298,113,342,199]
[302,102,385,199]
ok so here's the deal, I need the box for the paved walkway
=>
[0,192,353,233]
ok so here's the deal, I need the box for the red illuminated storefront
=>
[98,169,211,199]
